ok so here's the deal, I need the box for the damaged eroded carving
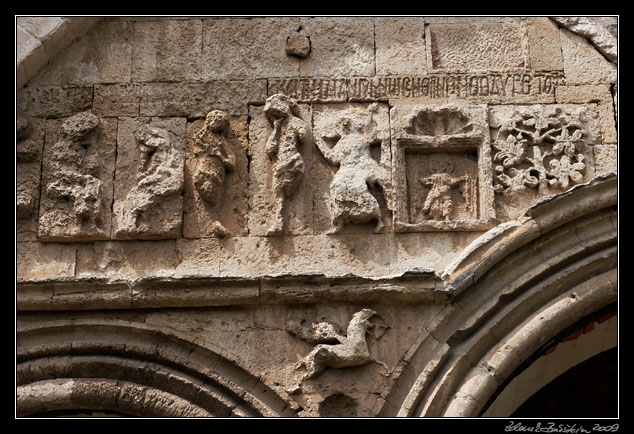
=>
[491,106,592,193]
[189,110,236,236]
[113,124,184,239]
[391,104,495,231]
[264,94,309,236]
[314,103,393,234]
[39,112,115,242]
[290,309,388,382]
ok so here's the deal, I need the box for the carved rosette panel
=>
[490,105,597,194]
[489,105,598,220]
[390,104,495,232]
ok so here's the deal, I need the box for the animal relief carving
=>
[314,103,393,233]
[290,309,388,382]
[114,124,184,239]
[38,111,114,241]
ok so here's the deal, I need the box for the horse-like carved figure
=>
[294,309,387,381]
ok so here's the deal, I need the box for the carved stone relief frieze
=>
[113,118,185,240]
[248,94,313,236]
[184,111,248,238]
[17,117,45,241]
[390,104,495,232]
[489,104,599,220]
[288,309,388,384]
[313,103,393,234]
[38,112,116,242]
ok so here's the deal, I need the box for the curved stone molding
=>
[378,179,617,416]
[17,320,300,417]
[550,17,617,63]
[17,17,102,89]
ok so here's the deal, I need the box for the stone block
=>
[219,234,390,279]
[29,20,132,86]
[17,163,41,241]
[38,113,116,242]
[297,17,375,77]
[17,242,76,280]
[183,114,248,238]
[312,103,392,234]
[17,86,93,119]
[174,238,221,278]
[93,84,140,117]
[559,28,617,85]
[594,145,617,175]
[16,117,45,241]
[389,232,482,276]
[525,17,564,71]
[202,17,301,80]
[555,85,617,144]
[247,102,313,237]
[132,19,202,82]
[17,25,46,77]
[140,80,267,118]
[375,17,427,75]
[75,240,178,280]
[17,17,65,40]
[112,117,186,240]
[426,22,527,70]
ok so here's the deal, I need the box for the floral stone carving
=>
[313,103,393,233]
[113,121,185,240]
[490,105,595,194]
[390,104,495,232]
[38,112,116,242]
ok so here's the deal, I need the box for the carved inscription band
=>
[269,71,566,102]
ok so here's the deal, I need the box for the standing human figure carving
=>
[314,104,392,234]
[418,173,467,221]
[264,94,308,236]
[191,110,236,236]
[115,125,184,236]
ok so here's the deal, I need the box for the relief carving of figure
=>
[290,309,388,382]
[264,94,308,236]
[114,125,184,237]
[417,173,468,221]
[314,104,392,233]
[45,112,104,227]
[191,110,236,236]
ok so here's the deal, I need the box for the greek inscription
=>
[349,71,564,101]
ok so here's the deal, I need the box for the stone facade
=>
[16,16,618,418]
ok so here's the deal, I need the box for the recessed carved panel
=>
[112,118,185,240]
[38,112,116,242]
[391,104,495,232]
[489,104,598,220]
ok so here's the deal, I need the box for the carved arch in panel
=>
[16,320,300,417]
[377,174,617,417]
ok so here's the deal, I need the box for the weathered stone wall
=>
[16,16,618,418]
